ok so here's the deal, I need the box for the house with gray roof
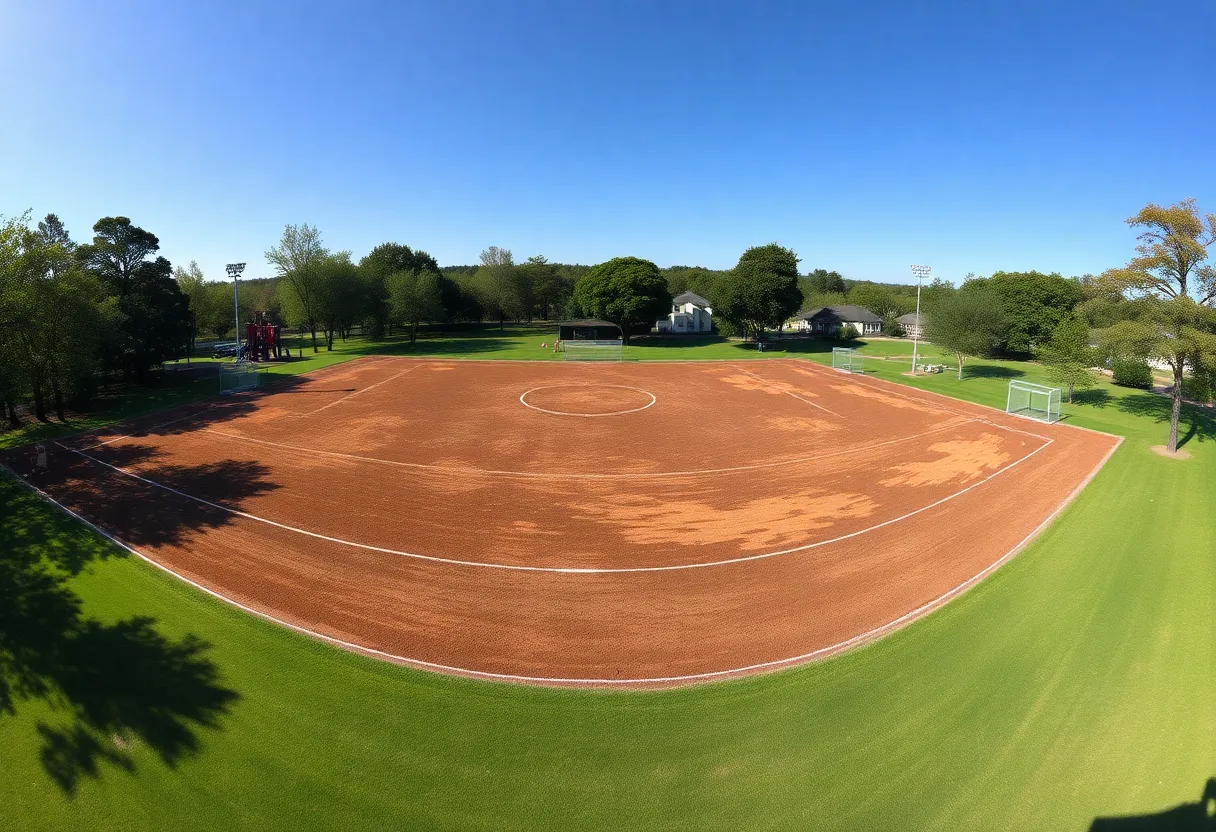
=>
[896,312,924,339]
[793,305,883,336]
[656,291,713,334]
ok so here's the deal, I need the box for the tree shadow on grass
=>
[0,452,255,794]
[1115,393,1216,449]
[363,336,519,357]
[963,364,1026,380]
[1089,777,1216,830]
[1073,388,1113,408]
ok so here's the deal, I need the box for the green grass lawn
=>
[1,335,1214,831]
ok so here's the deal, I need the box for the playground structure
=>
[244,312,285,361]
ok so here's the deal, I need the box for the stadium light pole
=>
[226,263,246,360]
[909,264,931,373]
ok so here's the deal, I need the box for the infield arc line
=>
[518,384,657,417]
[58,436,1054,574]
[8,433,1118,686]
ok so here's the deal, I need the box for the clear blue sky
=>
[2,1,1213,285]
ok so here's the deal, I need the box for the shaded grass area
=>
[1,335,1214,830]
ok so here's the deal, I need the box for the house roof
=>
[799,305,883,324]
[896,312,922,325]
[558,319,622,330]
[672,291,711,308]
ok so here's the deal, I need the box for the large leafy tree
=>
[926,288,1007,379]
[476,246,519,330]
[359,243,439,338]
[519,255,574,321]
[314,253,364,348]
[0,214,119,421]
[1037,316,1098,403]
[76,217,188,378]
[266,223,328,352]
[173,260,211,358]
[962,271,1084,354]
[713,244,803,341]
[1100,199,1216,453]
[388,269,445,343]
[572,256,670,343]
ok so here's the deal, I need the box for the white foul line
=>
[301,366,420,416]
[734,366,843,418]
[57,435,1053,574]
[5,433,1120,686]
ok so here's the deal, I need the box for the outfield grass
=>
[1,336,1213,830]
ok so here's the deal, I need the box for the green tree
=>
[358,243,440,338]
[0,214,119,421]
[926,289,1007,379]
[388,269,445,343]
[520,255,574,321]
[1037,317,1097,403]
[713,244,803,342]
[314,253,364,348]
[1100,199,1216,453]
[266,223,328,352]
[963,271,1083,354]
[804,268,846,294]
[572,256,670,343]
[173,260,210,358]
[76,217,189,378]
[476,246,518,330]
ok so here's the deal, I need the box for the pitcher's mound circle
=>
[520,384,656,417]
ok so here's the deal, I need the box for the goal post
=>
[1006,380,1061,423]
[831,347,863,374]
[561,340,624,361]
[219,361,260,394]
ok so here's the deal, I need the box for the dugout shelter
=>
[558,320,623,342]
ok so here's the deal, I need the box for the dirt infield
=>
[10,358,1121,687]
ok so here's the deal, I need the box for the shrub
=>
[1111,358,1153,389]
[837,323,858,342]
[1182,373,1214,404]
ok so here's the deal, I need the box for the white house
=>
[792,305,883,336]
[896,312,924,339]
[656,291,713,334]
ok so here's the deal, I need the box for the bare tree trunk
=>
[1168,363,1183,453]
[310,324,319,353]
[957,354,965,380]
[4,398,20,428]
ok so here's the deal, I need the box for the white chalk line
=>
[5,433,1120,686]
[518,384,657,417]
[57,435,1053,574]
[300,366,420,416]
[734,366,844,418]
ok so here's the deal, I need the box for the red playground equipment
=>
[244,312,284,361]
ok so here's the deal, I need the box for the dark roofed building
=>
[794,305,883,336]
[558,319,623,341]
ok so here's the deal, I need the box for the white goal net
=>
[220,361,260,393]
[1006,380,1061,423]
[562,340,624,361]
[831,347,863,374]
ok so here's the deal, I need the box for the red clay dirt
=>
[10,357,1121,687]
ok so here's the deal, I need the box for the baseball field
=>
[1,336,1213,830]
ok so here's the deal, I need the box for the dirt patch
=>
[1151,444,1192,460]
[879,434,1011,487]
[571,488,879,549]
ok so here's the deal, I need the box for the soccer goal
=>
[562,339,624,361]
[832,347,863,374]
[1006,380,1061,423]
[220,361,260,394]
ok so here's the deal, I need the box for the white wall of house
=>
[657,301,713,333]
